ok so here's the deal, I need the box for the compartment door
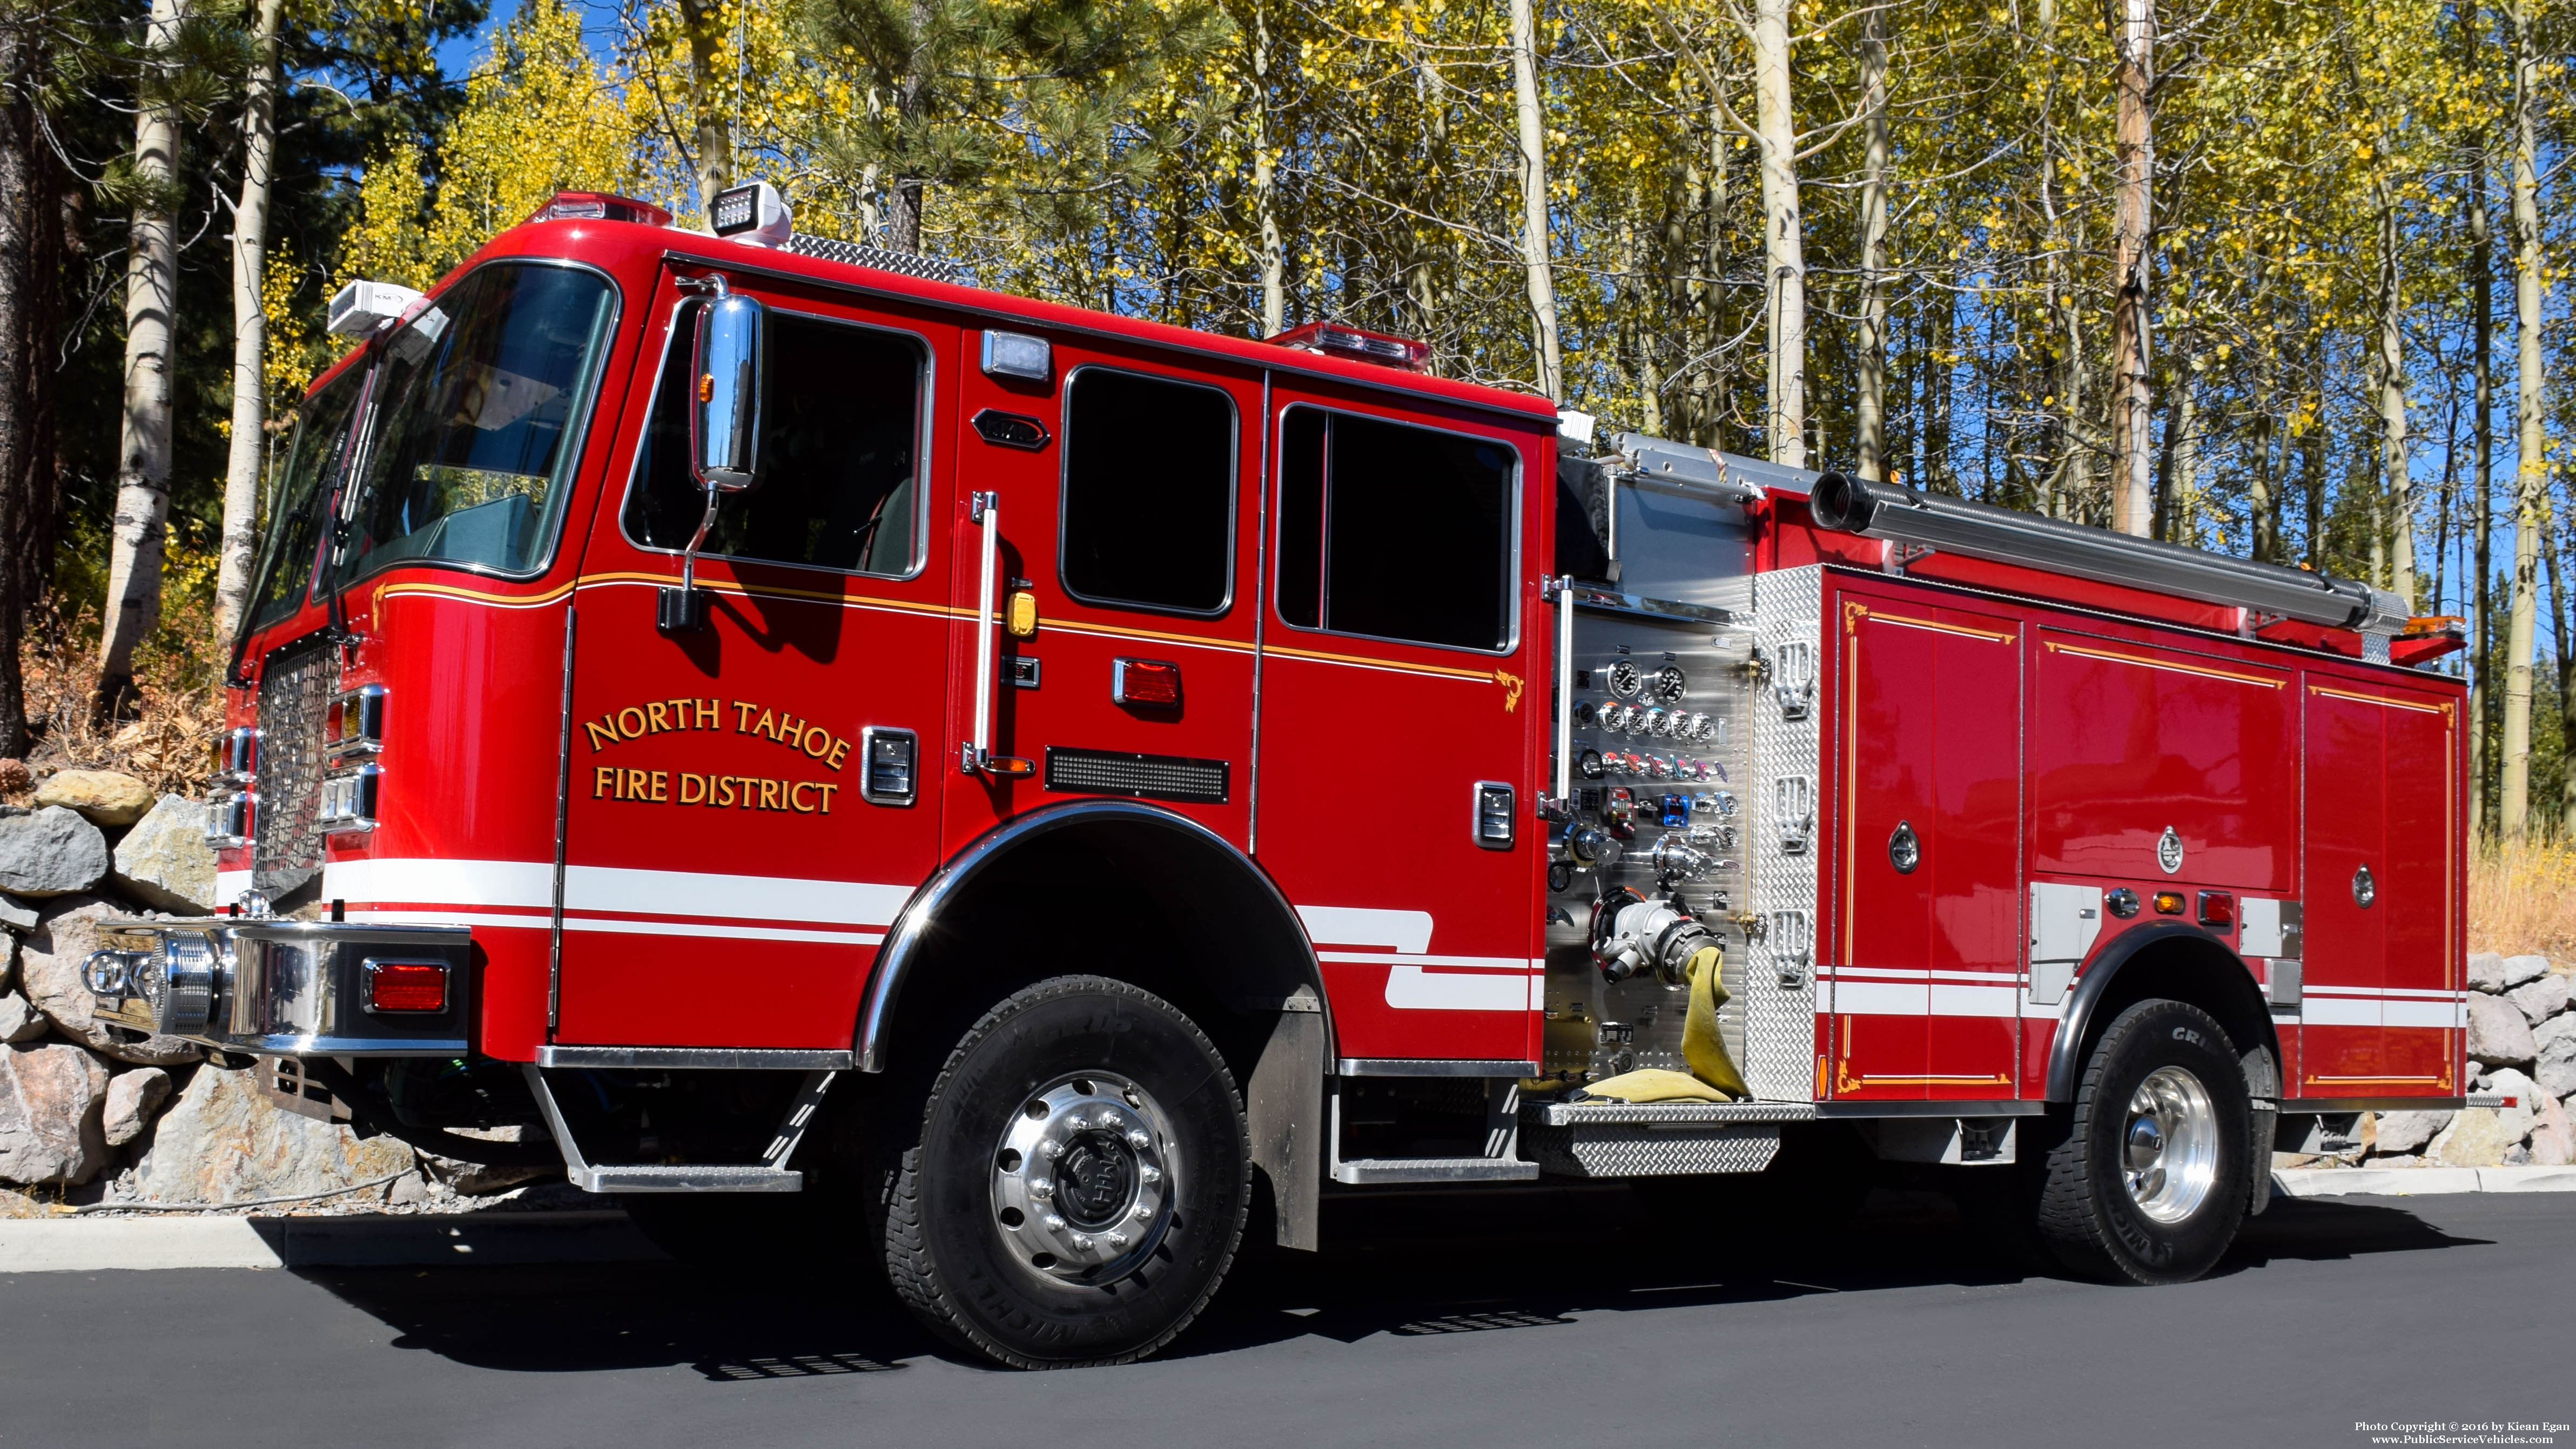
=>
[2299,679,2462,1097]
[1828,592,2024,1102]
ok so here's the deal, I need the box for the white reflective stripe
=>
[347,910,548,931]
[2384,999,2464,1029]
[324,858,912,927]
[2299,996,2379,1026]
[325,858,551,909]
[1297,905,1435,954]
[2303,983,2465,1000]
[349,909,883,947]
[565,866,908,925]
[1826,966,2023,985]
[1384,966,1538,1013]
[1832,981,1927,1015]
[1927,983,2022,1017]
[1320,949,1531,971]
[214,870,252,904]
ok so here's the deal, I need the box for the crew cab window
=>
[625,305,925,577]
[1275,407,1517,652]
[1059,368,1235,614]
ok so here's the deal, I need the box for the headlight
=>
[317,764,381,833]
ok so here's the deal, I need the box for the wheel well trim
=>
[854,798,1332,1072]
[2043,919,2279,1102]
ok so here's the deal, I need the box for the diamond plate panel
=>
[1519,1120,1781,1176]
[1745,567,1824,1100]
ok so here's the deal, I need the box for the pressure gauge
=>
[1572,700,1597,729]
[1639,707,1665,737]
[1685,712,1711,740]
[1577,749,1604,780]
[1654,666,1687,702]
[1652,709,1679,737]
[1606,661,1643,699]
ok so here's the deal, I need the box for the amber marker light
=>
[2153,891,2187,915]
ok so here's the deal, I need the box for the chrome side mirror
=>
[664,285,767,634]
[689,292,767,493]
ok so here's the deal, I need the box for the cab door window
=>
[1275,407,1517,652]
[1057,367,1236,615]
[624,305,927,577]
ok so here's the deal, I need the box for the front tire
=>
[2035,999,2250,1284]
[877,975,1250,1368]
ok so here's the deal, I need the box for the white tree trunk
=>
[1854,3,1889,481]
[1752,0,1802,467]
[2375,180,2413,604]
[2501,0,2545,840]
[97,0,186,717]
[1505,0,1561,401]
[1253,0,1286,336]
[2107,0,2154,535]
[678,0,734,215]
[214,0,283,656]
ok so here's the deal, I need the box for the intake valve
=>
[1589,886,1722,986]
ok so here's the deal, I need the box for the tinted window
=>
[1275,409,1516,651]
[250,365,366,629]
[332,263,615,583]
[1059,369,1235,613]
[626,307,924,575]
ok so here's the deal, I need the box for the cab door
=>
[1827,588,2024,1102]
[1251,387,1548,1064]
[553,268,956,1048]
[934,329,1260,856]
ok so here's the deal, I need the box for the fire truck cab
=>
[86,185,2469,1369]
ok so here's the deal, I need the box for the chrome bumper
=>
[85,918,474,1057]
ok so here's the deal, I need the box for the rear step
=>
[1331,1156,1541,1185]
[522,1065,836,1194]
[1518,1097,1815,1178]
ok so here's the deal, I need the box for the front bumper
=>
[86,918,475,1057]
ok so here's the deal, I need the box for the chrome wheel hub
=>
[2122,1065,2218,1224]
[991,1071,1176,1285]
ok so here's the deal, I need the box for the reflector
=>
[1113,658,1182,707]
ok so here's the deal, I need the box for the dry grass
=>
[2468,841,2576,965]
[6,564,225,806]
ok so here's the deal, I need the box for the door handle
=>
[961,492,1032,778]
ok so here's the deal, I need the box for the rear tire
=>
[875,975,1250,1368]
[2035,999,2250,1284]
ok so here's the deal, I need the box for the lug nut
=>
[1039,1140,1064,1160]
[1070,1234,1093,1251]
[1125,1129,1151,1149]
[1104,1231,1129,1249]
[1131,1203,1153,1221]
[1028,1178,1053,1200]
[1044,1213,1067,1231]
[1138,1165,1162,1185]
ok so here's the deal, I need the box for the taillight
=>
[361,959,449,1014]
[2197,891,2236,931]
[1113,658,1182,708]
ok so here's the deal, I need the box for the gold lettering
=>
[791,781,818,813]
[759,779,782,810]
[716,775,737,807]
[584,719,620,752]
[679,772,706,804]
[734,700,757,733]
[627,768,650,798]
[753,708,777,741]
[617,706,647,739]
[651,770,669,802]
[593,765,616,798]
[645,702,671,733]
[825,738,850,771]
[814,783,839,814]
[694,698,719,729]
[802,728,832,760]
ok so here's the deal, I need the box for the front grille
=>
[253,638,338,899]
[1044,747,1229,805]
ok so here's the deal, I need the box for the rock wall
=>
[2315,951,2576,1171]
[0,777,494,1211]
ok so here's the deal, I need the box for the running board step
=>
[1331,1156,1541,1185]
[573,1164,803,1193]
[1518,1097,1808,1178]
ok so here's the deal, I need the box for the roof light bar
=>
[528,191,673,227]
[1267,321,1430,372]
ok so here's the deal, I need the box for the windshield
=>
[329,262,615,584]
[248,364,367,631]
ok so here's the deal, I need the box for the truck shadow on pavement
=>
[295,1184,2485,1378]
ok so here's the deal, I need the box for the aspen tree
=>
[215,0,285,655]
[2107,0,2153,536]
[1855,0,1889,481]
[2500,0,2544,840]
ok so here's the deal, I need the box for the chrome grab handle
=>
[1553,574,1575,805]
[964,490,999,773]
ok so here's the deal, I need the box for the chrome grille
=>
[253,639,338,898]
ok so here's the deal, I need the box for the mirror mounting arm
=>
[660,273,761,635]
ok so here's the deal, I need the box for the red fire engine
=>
[84,181,2469,1368]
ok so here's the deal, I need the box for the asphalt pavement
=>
[6,1183,2569,1449]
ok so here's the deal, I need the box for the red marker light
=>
[363,960,449,1014]
[2197,891,2236,931]
[1113,658,1182,708]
